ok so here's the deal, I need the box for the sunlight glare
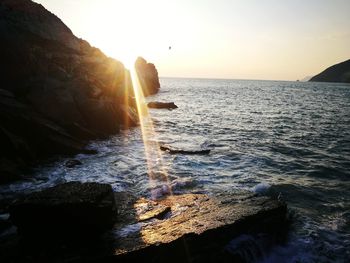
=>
[129,65,172,199]
[120,53,137,70]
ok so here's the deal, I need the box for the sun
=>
[94,39,138,70]
[119,53,138,70]
[109,49,138,70]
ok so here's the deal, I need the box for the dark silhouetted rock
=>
[1,191,288,262]
[0,158,23,184]
[65,159,82,168]
[135,57,161,96]
[0,0,159,183]
[147,101,178,109]
[160,144,211,155]
[81,148,99,155]
[0,92,88,183]
[9,182,116,236]
[309,59,350,83]
[119,104,139,127]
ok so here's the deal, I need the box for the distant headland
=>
[309,59,350,83]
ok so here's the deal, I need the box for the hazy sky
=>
[34,0,350,80]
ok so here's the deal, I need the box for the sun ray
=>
[129,62,172,200]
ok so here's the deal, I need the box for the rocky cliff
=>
[135,57,160,96]
[309,59,350,83]
[0,0,159,183]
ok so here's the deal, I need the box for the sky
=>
[34,0,350,80]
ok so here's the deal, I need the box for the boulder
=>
[160,144,211,155]
[147,101,178,109]
[9,182,117,236]
[135,57,161,96]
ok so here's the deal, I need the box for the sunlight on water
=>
[1,78,349,262]
[129,66,172,199]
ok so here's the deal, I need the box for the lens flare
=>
[129,64,172,200]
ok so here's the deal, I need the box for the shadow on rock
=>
[1,183,289,263]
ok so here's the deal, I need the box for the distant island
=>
[309,59,350,83]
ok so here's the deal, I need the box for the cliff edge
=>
[0,0,159,183]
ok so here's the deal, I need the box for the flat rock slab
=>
[147,101,178,109]
[160,144,211,155]
[2,190,287,262]
[112,192,287,262]
[9,182,116,236]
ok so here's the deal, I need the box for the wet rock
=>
[9,182,116,236]
[65,159,82,168]
[134,199,171,222]
[147,101,178,109]
[1,191,288,262]
[160,144,211,155]
[113,192,288,263]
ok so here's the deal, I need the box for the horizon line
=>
[158,76,307,82]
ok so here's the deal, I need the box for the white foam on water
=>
[115,223,142,238]
[252,182,271,194]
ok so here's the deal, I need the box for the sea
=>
[1,78,350,262]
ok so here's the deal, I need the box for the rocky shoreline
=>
[0,1,291,262]
[0,0,160,184]
[0,182,289,263]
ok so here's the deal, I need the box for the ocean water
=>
[1,78,350,262]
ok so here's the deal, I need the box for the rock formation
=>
[9,182,116,236]
[113,192,287,262]
[309,59,350,83]
[135,57,161,96]
[147,101,178,109]
[160,144,211,155]
[2,189,288,262]
[0,0,160,183]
